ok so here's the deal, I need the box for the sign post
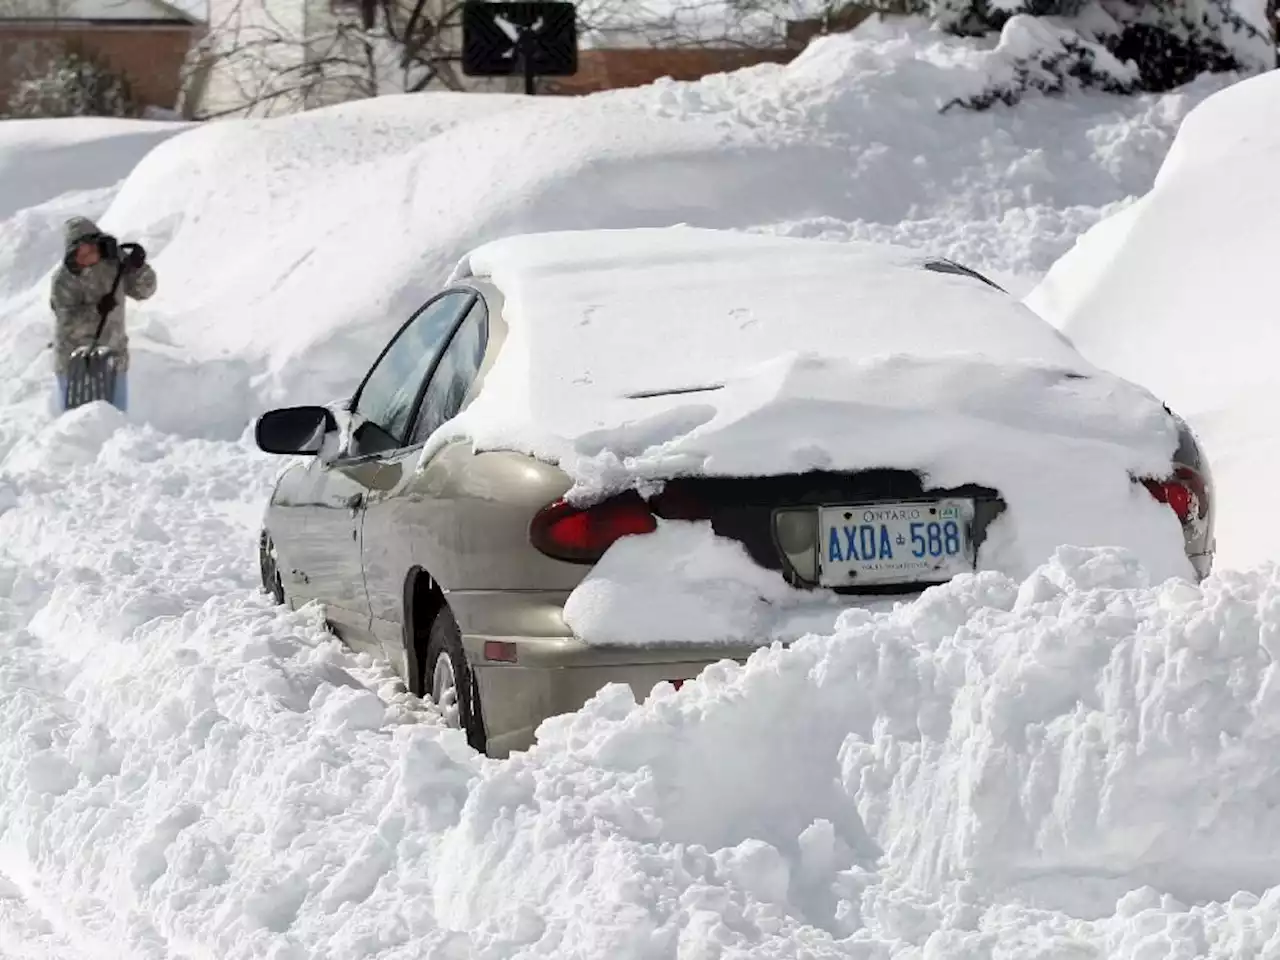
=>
[461,1,578,95]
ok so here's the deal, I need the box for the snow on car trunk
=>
[432,227,1193,629]
[1026,70,1280,570]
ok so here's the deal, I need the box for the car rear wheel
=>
[259,531,284,606]
[425,605,487,753]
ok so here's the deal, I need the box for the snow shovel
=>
[63,260,127,411]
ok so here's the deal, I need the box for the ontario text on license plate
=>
[818,499,975,587]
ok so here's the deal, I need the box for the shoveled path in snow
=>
[2,403,1280,958]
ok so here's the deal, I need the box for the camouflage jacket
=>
[50,216,157,375]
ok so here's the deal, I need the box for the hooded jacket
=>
[50,216,157,375]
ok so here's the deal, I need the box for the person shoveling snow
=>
[50,215,155,412]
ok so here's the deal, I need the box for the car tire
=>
[424,604,487,753]
[259,530,285,606]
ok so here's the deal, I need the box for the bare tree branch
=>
[182,0,846,118]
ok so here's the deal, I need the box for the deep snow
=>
[1028,69,1280,571]
[1,407,1279,959]
[0,14,1274,960]
[1,18,1239,441]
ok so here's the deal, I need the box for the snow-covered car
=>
[253,227,1214,757]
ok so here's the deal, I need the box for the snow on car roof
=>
[453,226,1084,396]
[433,227,1188,581]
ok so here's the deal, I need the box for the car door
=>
[360,294,491,679]
[307,289,477,649]
[270,454,331,606]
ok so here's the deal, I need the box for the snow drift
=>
[0,406,1277,957]
[0,19,1235,440]
[0,14,1270,959]
[1027,69,1280,569]
[0,118,183,223]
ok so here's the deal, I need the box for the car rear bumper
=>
[467,639,766,758]
[449,588,771,757]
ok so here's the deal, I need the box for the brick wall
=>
[0,23,200,112]
[538,4,906,96]
[542,47,797,95]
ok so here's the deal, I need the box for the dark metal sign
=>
[462,1,578,94]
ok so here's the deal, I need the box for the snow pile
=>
[0,15,1273,958]
[563,520,901,645]
[0,118,182,222]
[540,549,1280,921]
[0,410,1277,957]
[0,19,1235,440]
[1027,69,1280,569]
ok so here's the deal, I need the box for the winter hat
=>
[62,216,107,272]
[64,215,103,251]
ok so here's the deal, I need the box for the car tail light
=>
[1142,466,1207,524]
[529,491,658,562]
[483,641,518,663]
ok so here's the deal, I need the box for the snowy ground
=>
[3,407,1280,959]
[1028,68,1280,574]
[0,17,1276,960]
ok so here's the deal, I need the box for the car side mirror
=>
[255,405,337,456]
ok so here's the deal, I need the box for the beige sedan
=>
[254,228,1214,757]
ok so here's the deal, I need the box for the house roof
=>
[0,0,201,23]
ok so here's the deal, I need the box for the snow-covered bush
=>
[941,15,1141,111]
[871,0,1275,108]
[874,0,1091,34]
[4,46,140,120]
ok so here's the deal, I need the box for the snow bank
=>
[0,410,1277,957]
[0,118,182,223]
[1027,70,1280,569]
[539,549,1280,923]
[0,20,1232,440]
[0,18,1271,959]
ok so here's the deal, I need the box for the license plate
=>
[817,499,975,588]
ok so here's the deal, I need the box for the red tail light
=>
[530,491,657,563]
[1142,466,1206,524]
